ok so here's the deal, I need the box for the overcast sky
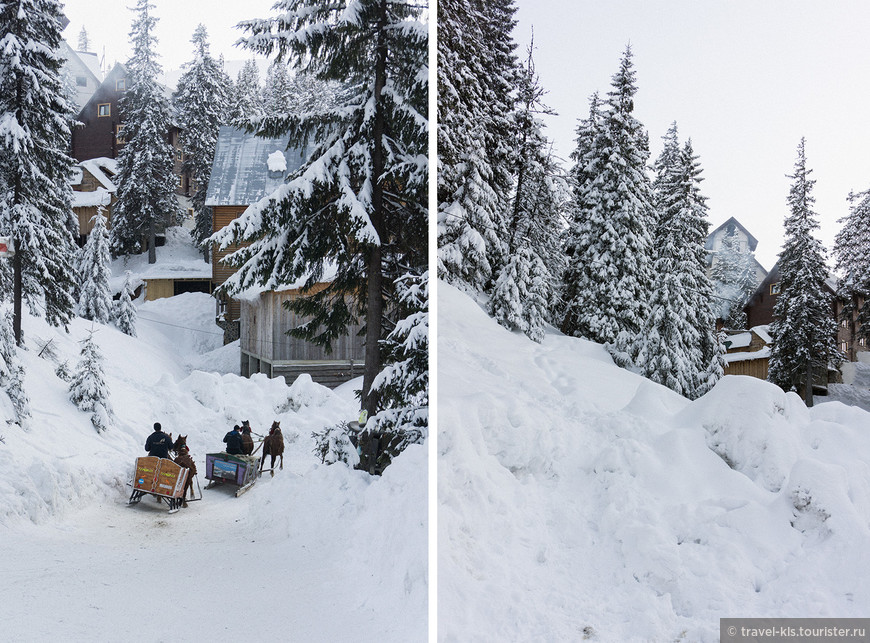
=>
[60,0,276,78]
[513,0,870,271]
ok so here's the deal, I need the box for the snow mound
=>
[439,281,870,641]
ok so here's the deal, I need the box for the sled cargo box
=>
[133,456,188,499]
[205,452,260,496]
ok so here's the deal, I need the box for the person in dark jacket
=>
[145,422,173,458]
[240,421,254,455]
[223,425,244,455]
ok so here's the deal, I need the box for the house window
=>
[860,337,867,348]
[178,174,185,188]
[97,103,111,117]
[116,78,126,91]
[115,124,126,144]
[76,76,87,87]
[175,148,183,162]
[770,283,781,295]
[188,208,195,219]
[840,341,848,354]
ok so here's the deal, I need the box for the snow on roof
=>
[724,347,771,363]
[71,188,111,208]
[77,157,119,192]
[205,126,306,207]
[726,332,752,349]
[107,227,211,294]
[751,325,772,344]
[233,261,340,302]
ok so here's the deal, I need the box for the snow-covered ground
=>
[438,282,870,642]
[0,289,426,641]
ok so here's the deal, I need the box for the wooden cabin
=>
[71,63,128,163]
[70,157,118,245]
[205,126,365,387]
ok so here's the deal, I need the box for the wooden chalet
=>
[205,126,365,387]
[58,40,103,112]
[71,63,128,163]
[705,217,769,286]
[723,326,771,379]
[70,157,118,245]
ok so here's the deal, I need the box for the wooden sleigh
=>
[204,452,261,497]
[128,456,201,513]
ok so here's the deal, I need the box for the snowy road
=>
[2,461,423,643]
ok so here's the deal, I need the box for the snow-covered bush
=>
[312,421,358,466]
[0,308,30,427]
[114,270,137,336]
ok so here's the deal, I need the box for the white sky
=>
[60,0,276,78]
[514,0,870,271]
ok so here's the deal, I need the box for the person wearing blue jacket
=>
[145,422,172,458]
[223,425,244,455]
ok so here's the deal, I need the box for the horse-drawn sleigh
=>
[128,455,201,513]
[203,421,285,496]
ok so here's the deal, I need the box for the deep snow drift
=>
[438,282,870,642]
[0,291,426,642]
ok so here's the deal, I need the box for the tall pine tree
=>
[76,209,113,324]
[833,189,870,348]
[561,46,655,365]
[110,0,181,263]
[114,270,138,337]
[217,0,428,418]
[229,58,263,125]
[437,0,517,292]
[490,40,566,342]
[768,139,841,406]
[0,307,30,426]
[174,25,231,261]
[0,0,79,344]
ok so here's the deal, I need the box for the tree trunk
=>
[13,244,22,346]
[804,359,814,407]
[148,219,156,264]
[361,0,389,418]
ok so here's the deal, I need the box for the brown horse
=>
[173,445,197,507]
[260,421,284,472]
[171,434,187,455]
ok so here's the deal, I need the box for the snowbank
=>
[439,281,870,642]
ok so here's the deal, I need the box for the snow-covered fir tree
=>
[490,41,567,342]
[263,59,293,116]
[833,189,870,346]
[218,0,428,418]
[0,0,79,344]
[173,24,231,261]
[0,308,30,426]
[114,271,137,337]
[77,25,89,52]
[369,270,428,443]
[109,0,181,263]
[632,127,721,398]
[437,0,517,292]
[76,209,113,324]
[69,330,112,432]
[768,139,841,405]
[709,223,758,329]
[229,58,263,125]
[561,46,655,365]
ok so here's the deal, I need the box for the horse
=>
[172,434,187,455]
[260,421,284,472]
[173,445,197,507]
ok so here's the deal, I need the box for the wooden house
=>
[205,126,365,387]
[723,326,771,379]
[705,217,769,286]
[71,63,128,163]
[58,40,103,112]
[70,157,118,245]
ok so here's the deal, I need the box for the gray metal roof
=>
[205,126,306,207]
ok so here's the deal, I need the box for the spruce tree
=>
[77,25,89,52]
[437,0,517,292]
[263,59,293,116]
[174,25,231,261]
[561,46,655,365]
[218,0,428,418]
[76,209,113,324]
[0,0,79,344]
[768,139,841,405]
[114,270,138,337]
[229,59,263,125]
[110,0,181,263]
[490,41,566,342]
[0,308,30,426]
[369,270,428,444]
[632,128,720,398]
[69,330,112,432]
[833,189,870,346]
